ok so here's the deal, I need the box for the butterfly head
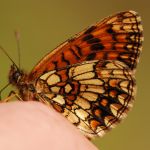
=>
[9,64,23,86]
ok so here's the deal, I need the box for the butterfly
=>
[1,10,143,138]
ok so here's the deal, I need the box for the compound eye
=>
[13,71,21,82]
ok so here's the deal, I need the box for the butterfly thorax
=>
[9,65,24,85]
[9,65,37,101]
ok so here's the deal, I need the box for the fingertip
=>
[0,101,99,150]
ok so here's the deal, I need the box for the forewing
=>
[35,60,136,138]
[29,10,143,80]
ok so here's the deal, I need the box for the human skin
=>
[0,101,98,150]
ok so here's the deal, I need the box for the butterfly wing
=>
[29,10,143,81]
[35,60,135,137]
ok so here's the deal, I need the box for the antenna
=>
[14,30,21,69]
[0,83,10,100]
[0,46,19,70]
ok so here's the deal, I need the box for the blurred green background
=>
[0,0,149,150]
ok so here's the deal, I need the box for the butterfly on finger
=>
[2,10,143,138]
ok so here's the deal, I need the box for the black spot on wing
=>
[74,45,82,56]
[87,38,100,44]
[107,28,115,34]
[84,26,97,34]
[82,34,94,41]
[91,43,105,51]
[86,53,96,60]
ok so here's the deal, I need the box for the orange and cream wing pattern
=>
[0,10,143,139]
[35,60,135,137]
[29,10,143,81]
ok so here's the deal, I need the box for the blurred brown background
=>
[0,0,149,150]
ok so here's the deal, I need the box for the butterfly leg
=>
[36,93,51,107]
[1,91,23,103]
